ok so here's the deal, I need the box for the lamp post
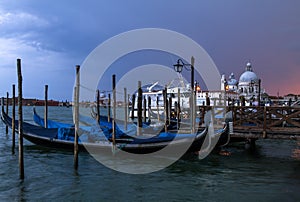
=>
[173,57,195,133]
[173,58,195,92]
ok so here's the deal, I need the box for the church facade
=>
[221,62,265,105]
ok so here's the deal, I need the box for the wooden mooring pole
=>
[96,90,100,124]
[191,56,195,134]
[6,92,9,135]
[131,94,136,120]
[17,58,24,179]
[124,88,128,131]
[166,99,169,126]
[74,65,80,170]
[169,97,172,123]
[143,96,147,123]
[156,96,160,121]
[107,94,111,122]
[44,85,48,128]
[200,106,205,125]
[12,84,16,154]
[177,88,180,130]
[263,106,267,138]
[137,81,142,136]
[1,97,3,114]
[112,75,116,146]
[163,87,168,132]
[147,96,151,122]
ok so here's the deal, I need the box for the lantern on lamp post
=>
[173,58,195,92]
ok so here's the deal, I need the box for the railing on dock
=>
[228,106,300,139]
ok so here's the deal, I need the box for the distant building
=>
[284,94,299,102]
[0,98,60,106]
[221,62,267,105]
[34,99,59,106]
[238,62,261,101]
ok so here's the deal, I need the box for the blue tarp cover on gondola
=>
[57,127,76,141]
[33,108,74,128]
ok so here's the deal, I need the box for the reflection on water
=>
[0,106,300,201]
[292,142,300,160]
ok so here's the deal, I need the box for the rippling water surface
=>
[0,106,299,201]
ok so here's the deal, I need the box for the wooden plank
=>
[286,119,300,128]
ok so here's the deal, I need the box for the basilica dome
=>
[239,62,259,83]
[239,71,259,83]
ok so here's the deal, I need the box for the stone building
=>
[222,62,265,105]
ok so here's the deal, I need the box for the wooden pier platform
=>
[196,105,300,141]
[228,106,300,140]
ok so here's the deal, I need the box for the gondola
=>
[1,110,211,154]
[33,107,230,148]
[148,107,230,147]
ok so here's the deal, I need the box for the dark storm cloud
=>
[0,0,299,98]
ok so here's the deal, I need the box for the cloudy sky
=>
[0,0,299,100]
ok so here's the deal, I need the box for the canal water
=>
[0,106,299,201]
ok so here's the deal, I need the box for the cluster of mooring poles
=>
[1,59,83,179]
[1,59,25,179]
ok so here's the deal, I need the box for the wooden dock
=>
[228,106,300,140]
[196,105,300,140]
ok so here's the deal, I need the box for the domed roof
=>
[239,62,259,83]
[228,79,238,85]
[239,71,259,83]
[228,73,238,85]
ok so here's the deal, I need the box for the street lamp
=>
[173,57,195,133]
[173,59,184,73]
[173,58,195,91]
